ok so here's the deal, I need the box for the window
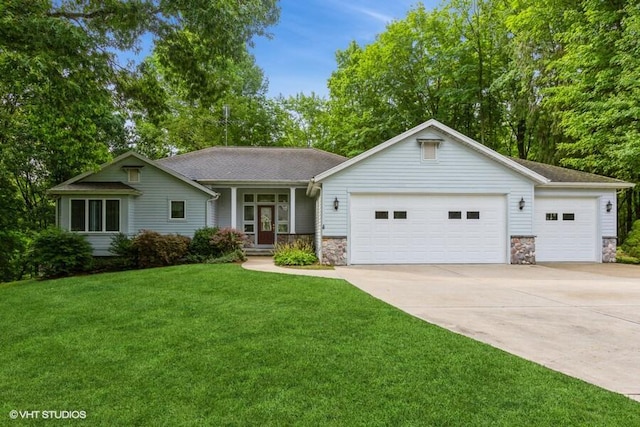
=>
[278,194,289,203]
[170,201,186,220]
[127,168,140,183]
[394,211,407,219]
[244,224,255,233]
[70,199,120,232]
[375,211,389,219]
[257,194,275,203]
[563,213,575,221]
[244,205,255,222]
[467,211,480,220]
[546,213,558,221]
[448,211,462,219]
[244,194,254,203]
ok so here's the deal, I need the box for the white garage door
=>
[350,194,507,264]
[535,197,599,262]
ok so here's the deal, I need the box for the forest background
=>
[2,0,639,280]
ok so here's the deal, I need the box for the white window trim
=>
[169,200,187,221]
[70,198,121,233]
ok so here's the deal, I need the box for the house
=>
[49,120,634,264]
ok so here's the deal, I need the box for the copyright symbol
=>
[9,410,18,419]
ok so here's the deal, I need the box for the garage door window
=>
[394,211,407,219]
[448,211,462,219]
[546,213,558,221]
[563,213,575,221]
[375,211,389,219]
[466,211,480,220]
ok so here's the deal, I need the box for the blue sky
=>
[251,0,440,98]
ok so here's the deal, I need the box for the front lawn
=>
[1,265,638,425]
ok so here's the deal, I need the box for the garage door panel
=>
[350,194,506,264]
[535,197,598,262]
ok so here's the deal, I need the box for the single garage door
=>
[350,194,507,264]
[535,197,598,262]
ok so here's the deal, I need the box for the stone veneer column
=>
[321,237,347,266]
[510,236,536,264]
[602,237,617,263]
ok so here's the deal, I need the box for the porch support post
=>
[290,187,296,234]
[230,187,237,229]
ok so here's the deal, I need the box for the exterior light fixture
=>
[606,200,613,213]
[518,197,525,210]
[333,197,339,211]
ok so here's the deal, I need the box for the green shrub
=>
[189,227,220,257]
[621,220,640,259]
[131,230,191,269]
[205,249,247,264]
[616,248,640,265]
[31,228,93,279]
[109,233,137,268]
[273,240,318,266]
[210,227,249,255]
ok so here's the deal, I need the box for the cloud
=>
[347,5,394,24]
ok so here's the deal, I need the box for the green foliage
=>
[131,230,191,269]
[205,249,247,264]
[189,227,221,258]
[273,240,318,266]
[108,233,138,269]
[621,220,640,259]
[30,228,93,279]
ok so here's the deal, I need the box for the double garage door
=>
[535,197,599,262]
[350,194,507,264]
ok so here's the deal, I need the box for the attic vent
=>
[418,138,442,161]
[122,166,143,183]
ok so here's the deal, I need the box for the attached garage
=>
[350,194,507,264]
[310,120,634,265]
[535,197,599,262]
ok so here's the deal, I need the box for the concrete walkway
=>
[243,256,342,279]
[243,257,640,402]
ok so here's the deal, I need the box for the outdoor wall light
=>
[334,197,339,211]
[606,200,613,213]
[518,197,525,210]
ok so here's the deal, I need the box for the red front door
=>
[258,205,275,245]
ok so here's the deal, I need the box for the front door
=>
[258,205,275,245]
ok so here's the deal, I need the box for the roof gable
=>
[48,151,219,197]
[157,146,347,183]
[313,119,549,184]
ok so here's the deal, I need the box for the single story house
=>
[49,119,634,265]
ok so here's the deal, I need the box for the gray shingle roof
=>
[157,146,348,183]
[509,157,628,184]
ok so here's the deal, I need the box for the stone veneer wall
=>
[510,236,536,264]
[276,233,314,246]
[602,237,617,263]
[321,237,347,266]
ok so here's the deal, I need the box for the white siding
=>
[320,129,535,237]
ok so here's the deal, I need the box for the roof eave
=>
[538,182,636,189]
[47,189,143,196]
[197,179,310,186]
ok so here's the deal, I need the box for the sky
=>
[251,0,440,98]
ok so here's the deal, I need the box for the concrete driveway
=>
[336,263,640,402]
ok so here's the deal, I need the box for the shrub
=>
[210,227,249,255]
[31,228,93,279]
[109,233,137,268]
[273,240,318,266]
[205,249,247,264]
[189,227,220,257]
[131,230,191,269]
[621,220,640,259]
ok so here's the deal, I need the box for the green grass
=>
[1,265,639,426]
